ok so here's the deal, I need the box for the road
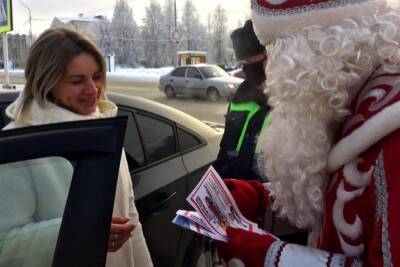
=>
[109,85,229,124]
[0,76,229,124]
[0,72,229,124]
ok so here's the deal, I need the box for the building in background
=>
[50,14,105,44]
[177,51,206,66]
[50,14,115,71]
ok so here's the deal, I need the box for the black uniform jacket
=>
[213,80,270,181]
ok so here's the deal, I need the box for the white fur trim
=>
[278,243,331,266]
[228,258,245,267]
[338,233,365,256]
[251,0,387,45]
[327,101,400,172]
[333,180,364,239]
[342,157,373,187]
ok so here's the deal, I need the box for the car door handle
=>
[170,79,174,82]
[149,192,177,215]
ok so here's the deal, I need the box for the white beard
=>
[258,105,335,229]
[257,7,400,229]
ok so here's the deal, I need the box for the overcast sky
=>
[12,0,250,36]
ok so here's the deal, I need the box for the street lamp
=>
[16,0,32,45]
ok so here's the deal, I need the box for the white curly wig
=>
[258,6,400,229]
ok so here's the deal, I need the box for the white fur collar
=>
[327,101,400,173]
[5,95,117,128]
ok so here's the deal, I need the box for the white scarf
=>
[5,95,118,128]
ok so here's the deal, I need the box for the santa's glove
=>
[224,179,269,227]
[218,227,277,267]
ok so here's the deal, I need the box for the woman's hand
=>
[108,216,135,252]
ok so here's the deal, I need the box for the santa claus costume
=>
[220,0,400,266]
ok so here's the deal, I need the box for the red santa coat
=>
[264,71,400,266]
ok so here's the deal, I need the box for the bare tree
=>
[179,0,206,51]
[111,0,138,67]
[141,0,165,67]
[98,17,113,57]
[161,0,176,66]
[210,5,228,65]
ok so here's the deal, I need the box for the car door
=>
[185,67,205,97]
[0,117,127,267]
[173,126,213,266]
[116,107,189,267]
[169,67,187,95]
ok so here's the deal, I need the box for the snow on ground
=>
[1,67,174,85]
[108,66,174,83]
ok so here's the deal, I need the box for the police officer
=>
[213,20,270,182]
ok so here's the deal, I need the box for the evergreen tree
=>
[111,0,138,67]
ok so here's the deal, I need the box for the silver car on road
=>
[159,64,243,101]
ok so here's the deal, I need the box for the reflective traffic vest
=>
[213,100,270,181]
[229,102,270,155]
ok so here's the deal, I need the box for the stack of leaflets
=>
[172,166,266,242]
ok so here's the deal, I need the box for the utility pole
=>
[2,33,9,84]
[173,0,178,66]
[16,0,32,45]
[0,0,16,89]
[174,0,177,32]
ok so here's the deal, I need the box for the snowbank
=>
[108,66,174,83]
[1,67,175,87]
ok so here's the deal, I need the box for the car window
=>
[170,67,186,77]
[0,104,6,128]
[136,113,177,164]
[177,127,202,152]
[0,156,73,267]
[186,67,201,79]
[198,66,229,78]
[0,103,11,128]
[0,93,18,129]
[117,109,145,171]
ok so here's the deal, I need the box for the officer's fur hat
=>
[230,20,265,61]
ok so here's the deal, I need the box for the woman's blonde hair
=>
[17,27,106,120]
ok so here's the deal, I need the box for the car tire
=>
[207,87,219,102]
[165,85,176,98]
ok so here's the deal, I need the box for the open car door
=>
[0,117,127,267]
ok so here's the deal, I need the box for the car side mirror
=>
[195,74,202,79]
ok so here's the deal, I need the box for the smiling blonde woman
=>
[1,28,153,267]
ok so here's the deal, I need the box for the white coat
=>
[0,96,153,267]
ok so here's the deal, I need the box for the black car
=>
[0,90,222,267]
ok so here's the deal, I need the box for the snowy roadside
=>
[107,66,173,89]
[111,66,173,83]
[0,67,174,90]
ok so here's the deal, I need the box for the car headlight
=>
[225,83,235,89]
